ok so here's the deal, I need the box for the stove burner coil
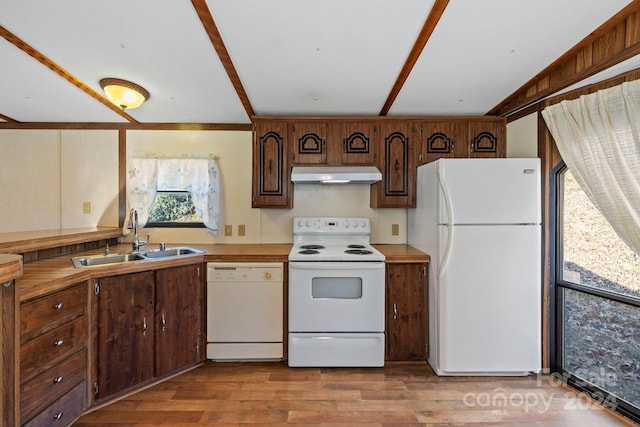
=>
[345,249,373,255]
[347,244,366,249]
[300,245,325,250]
[299,249,320,255]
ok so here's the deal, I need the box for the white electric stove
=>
[287,217,386,367]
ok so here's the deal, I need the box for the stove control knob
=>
[343,220,350,228]
[360,220,366,228]
[297,219,303,228]
[352,220,358,228]
[305,220,311,228]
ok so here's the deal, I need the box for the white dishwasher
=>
[206,262,283,360]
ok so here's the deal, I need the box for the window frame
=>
[551,162,640,424]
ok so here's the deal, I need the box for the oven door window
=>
[312,277,362,299]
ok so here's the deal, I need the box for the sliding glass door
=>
[554,164,640,422]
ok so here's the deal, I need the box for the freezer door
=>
[435,224,541,375]
[437,158,541,225]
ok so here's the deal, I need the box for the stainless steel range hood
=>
[291,166,382,184]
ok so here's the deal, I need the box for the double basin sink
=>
[71,246,203,268]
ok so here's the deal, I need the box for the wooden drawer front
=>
[22,380,86,427]
[20,349,86,420]
[21,316,87,381]
[21,284,86,341]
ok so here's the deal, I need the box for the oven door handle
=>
[289,262,384,270]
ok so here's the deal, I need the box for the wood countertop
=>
[0,227,122,254]
[0,253,23,283]
[375,245,430,263]
[14,242,429,302]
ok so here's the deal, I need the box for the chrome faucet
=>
[129,209,149,251]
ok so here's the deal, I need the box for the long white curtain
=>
[127,156,220,232]
[542,80,640,255]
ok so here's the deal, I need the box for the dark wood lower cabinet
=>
[385,263,428,360]
[96,271,155,399]
[155,264,202,377]
[94,264,203,402]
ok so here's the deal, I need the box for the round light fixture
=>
[99,78,150,109]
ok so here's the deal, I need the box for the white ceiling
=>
[0,0,635,124]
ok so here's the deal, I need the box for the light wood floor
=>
[73,361,636,426]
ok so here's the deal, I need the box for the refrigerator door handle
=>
[437,168,454,279]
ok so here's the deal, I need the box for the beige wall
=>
[1,123,533,241]
[0,129,118,233]
[127,130,406,244]
[507,112,538,158]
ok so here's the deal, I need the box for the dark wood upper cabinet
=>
[468,120,506,158]
[371,122,417,208]
[290,121,328,165]
[331,122,376,165]
[420,118,506,164]
[252,116,506,208]
[252,120,292,208]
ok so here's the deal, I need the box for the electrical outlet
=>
[238,224,245,236]
[391,223,399,236]
[225,225,232,236]
[83,201,91,214]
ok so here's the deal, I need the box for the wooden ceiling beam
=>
[0,26,139,123]
[490,0,640,117]
[379,0,450,116]
[192,0,255,118]
[0,113,18,123]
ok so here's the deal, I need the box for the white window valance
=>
[127,156,220,232]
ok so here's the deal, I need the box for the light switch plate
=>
[391,223,399,236]
[83,201,91,214]
[225,225,232,236]
[238,224,245,236]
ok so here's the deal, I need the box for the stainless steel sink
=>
[71,246,203,268]
[140,246,203,258]
[71,252,147,268]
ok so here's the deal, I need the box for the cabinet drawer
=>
[21,316,87,381]
[21,284,86,341]
[21,349,86,420]
[22,380,86,427]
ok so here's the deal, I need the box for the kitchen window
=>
[127,155,220,232]
[553,164,640,423]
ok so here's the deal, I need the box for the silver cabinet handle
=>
[53,339,64,347]
[53,302,64,310]
[53,412,63,420]
[53,376,63,384]
[161,313,166,332]
[142,316,147,336]
[393,303,397,320]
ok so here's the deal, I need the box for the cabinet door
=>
[252,121,292,208]
[385,263,427,361]
[155,264,202,377]
[468,119,506,158]
[290,121,328,165]
[96,272,154,399]
[421,121,468,163]
[330,122,376,164]
[371,122,417,208]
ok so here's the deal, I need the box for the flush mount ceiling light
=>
[99,78,150,109]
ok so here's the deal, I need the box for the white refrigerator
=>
[408,158,542,376]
